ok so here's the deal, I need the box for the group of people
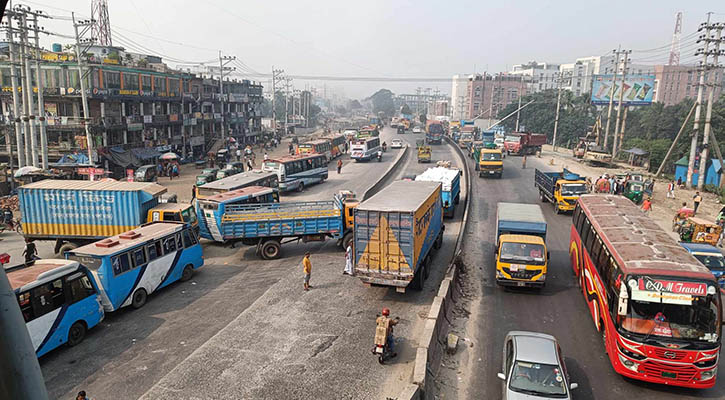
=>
[157,162,180,180]
[593,173,654,196]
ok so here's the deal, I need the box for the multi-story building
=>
[465,73,527,119]
[652,64,724,106]
[450,74,468,120]
[510,62,559,93]
[0,46,263,177]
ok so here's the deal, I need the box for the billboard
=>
[591,74,655,106]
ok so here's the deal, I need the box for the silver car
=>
[498,331,578,399]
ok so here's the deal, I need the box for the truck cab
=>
[535,169,588,213]
[478,145,504,178]
[496,234,549,288]
[147,203,199,230]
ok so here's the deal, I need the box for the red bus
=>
[571,195,721,388]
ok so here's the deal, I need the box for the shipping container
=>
[354,181,444,293]
[18,180,166,254]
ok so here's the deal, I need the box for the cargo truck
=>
[534,168,589,214]
[495,203,549,288]
[354,181,444,293]
[478,144,504,178]
[426,121,444,144]
[504,132,546,155]
[415,167,461,218]
[18,180,167,255]
[215,191,359,259]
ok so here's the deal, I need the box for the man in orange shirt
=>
[302,251,312,291]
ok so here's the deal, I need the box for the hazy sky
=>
[21,0,725,98]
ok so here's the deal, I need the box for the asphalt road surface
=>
[40,127,466,400]
[448,153,724,399]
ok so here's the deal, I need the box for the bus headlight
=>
[618,353,639,372]
[700,367,717,380]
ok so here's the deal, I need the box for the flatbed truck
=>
[534,168,588,214]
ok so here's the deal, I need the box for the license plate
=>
[662,371,676,379]
[489,171,495,174]
[517,282,526,287]
[375,347,384,354]
[510,264,525,271]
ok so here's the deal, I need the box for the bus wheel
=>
[181,264,194,282]
[58,242,78,256]
[132,289,148,309]
[67,322,86,347]
[261,240,281,260]
[297,182,305,192]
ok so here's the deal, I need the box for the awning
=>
[131,147,161,160]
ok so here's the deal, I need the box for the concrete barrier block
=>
[412,347,427,386]
[420,318,437,350]
[447,333,459,355]
[397,383,421,400]
[437,278,452,300]
[427,296,444,320]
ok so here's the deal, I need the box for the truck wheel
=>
[424,256,431,279]
[341,232,353,250]
[131,288,147,309]
[67,321,86,347]
[261,240,282,260]
[411,268,425,291]
[434,233,443,250]
[58,242,78,256]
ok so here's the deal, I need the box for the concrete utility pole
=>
[604,48,621,150]
[271,67,283,131]
[612,49,631,158]
[6,7,26,168]
[20,11,38,166]
[218,52,236,141]
[72,13,95,173]
[688,14,713,188]
[31,13,48,169]
[697,22,723,190]
[284,77,292,131]
[552,71,569,152]
[515,75,524,132]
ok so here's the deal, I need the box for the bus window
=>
[163,212,182,222]
[66,273,96,303]
[163,236,177,253]
[176,233,183,249]
[183,229,194,248]
[17,292,33,322]
[32,278,64,318]
[133,248,147,267]
[112,253,132,275]
[147,242,159,261]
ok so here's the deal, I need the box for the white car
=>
[413,127,422,134]
[391,139,404,149]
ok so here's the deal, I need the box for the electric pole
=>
[697,20,723,189]
[515,75,524,132]
[552,71,570,152]
[604,48,621,150]
[218,52,236,141]
[271,67,283,132]
[612,49,631,158]
[72,13,95,174]
[284,77,292,131]
[20,10,38,166]
[5,7,26,168]
[31,12,49,169]
[688,14,713,188]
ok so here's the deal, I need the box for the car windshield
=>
[482,152,502,161]
[694,254,725,273]
[620,277,721,343]
[509,361,567,398]
[505,136,521,143]
[500,242,545,265]
[561,184,587,196]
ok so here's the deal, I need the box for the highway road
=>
[440,152,725,399]
[40,126,466,400]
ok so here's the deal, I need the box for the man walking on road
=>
[521,155,527,169]
[667,181,675,198]
[303,251,312,291]
[693,191,703,215]
[337,159,343,174]
[344,244,353,275]
[191,185,196,203]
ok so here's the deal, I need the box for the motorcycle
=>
[377,152,383,162]
[0,217,22,234]
[372,337,396,364]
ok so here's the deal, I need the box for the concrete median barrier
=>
[362,145,409,201]
[400,136,472,399]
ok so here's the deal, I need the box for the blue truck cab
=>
[680,242,725,287]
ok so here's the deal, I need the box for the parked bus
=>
[8,259,104,357]
[350,137,381,162]
[196,170,278,200]
[571,194,722,388]
[327,134,347,158]
[66,222,204,311]
[197,186,279,242]
[297,139,333,162]
[262,153,328,192]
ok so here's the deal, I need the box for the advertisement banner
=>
[591,74,655,106]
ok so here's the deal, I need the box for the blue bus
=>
[66,222,204,311]
[197,186,279,242]
[196,169,278,200]
[8,259,104,357]
[350,137,381,162]
[262,153,328,192]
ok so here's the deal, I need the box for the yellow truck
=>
[534,168,588,214]
[495,203,548,288]
[477,146,504,178]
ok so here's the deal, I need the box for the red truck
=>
[503,132,546,155]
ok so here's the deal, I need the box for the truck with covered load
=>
[534,168,589,214]
[354,181,444,293]
[415,167,461,218]
[18,180,167,254]
[495,203,549,288]
[504,132,546,155]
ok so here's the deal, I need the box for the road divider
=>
[401,136,471,400]
[362,145,409,201]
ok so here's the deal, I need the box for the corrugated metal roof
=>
[358,181,440,212]
[22,180,167,196]
[579,194,715,280]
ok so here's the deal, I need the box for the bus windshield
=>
[621,277,721,344]
[500,242,545,265]
[561,183,588,196]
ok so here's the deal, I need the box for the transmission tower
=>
[91,0,112,46]
[668,11,683,65]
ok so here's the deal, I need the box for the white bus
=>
[350,137,381,162]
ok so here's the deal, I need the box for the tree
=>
[419,114,427,125]
[368,89,395,117]
[347,99,362,110]
[400,104,412,115]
